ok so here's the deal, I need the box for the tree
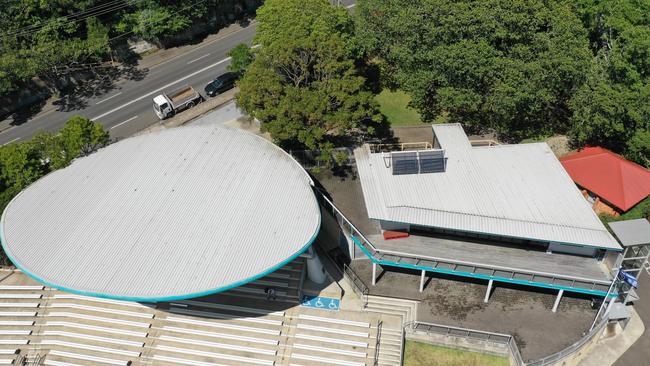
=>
[58,116,110,162]
[236,0,381,156]
[0,115,110,265]
[356,0,592,140]
[569,0,650,167]
[227,44,254,77]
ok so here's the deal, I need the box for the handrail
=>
[318,193,380,253]
[470,139,501,147]
[344,263,369,308]
[318,191,612,295]
[369,142,432,153]
[377,248,611,285]
[525,316,608,366]
[405,318,609,366]
[374,320,383,365]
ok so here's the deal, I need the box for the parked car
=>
[204,72,237,97]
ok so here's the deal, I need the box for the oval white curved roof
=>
[1,125,320,301]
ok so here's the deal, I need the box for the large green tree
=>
[236,0,381,156]
[0,0,262,98]
[356,0,592,140]
[569,0,650,167]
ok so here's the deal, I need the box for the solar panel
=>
[419,150,445,173]
[390,149,445,175]
[391,151,418,175]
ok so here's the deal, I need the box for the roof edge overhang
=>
[0,187,322,303]
[369,215,623,252]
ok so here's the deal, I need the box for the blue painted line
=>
[0,193,322,303]
[350,236,615,298]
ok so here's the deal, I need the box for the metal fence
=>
[344,263,370,308]
[405,318,608,366]
[374,320,383,366]
[525,316,608,366]
[368,142,432,153]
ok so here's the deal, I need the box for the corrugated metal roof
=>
[355,123,620,250]
[560,147,650,211]
[1,125,320,301]
[609,219,650,247]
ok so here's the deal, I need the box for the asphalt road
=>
[0,1,356,145]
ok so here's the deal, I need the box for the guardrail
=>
[526,316,608,366]
[470,139,501,147]
[405,318,608,366]
[374,320,383,366]
[344,263,369,308]
[316,192,612,297]
[369,142,433,153]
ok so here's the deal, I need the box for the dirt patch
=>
[544,135,573,157]
[348,259,597,361]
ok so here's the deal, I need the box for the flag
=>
[618,270,639,288]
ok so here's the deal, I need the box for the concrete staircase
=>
[366,295,418,324]
[226,256,306,303]
[376,326,403,366]
[0,258,392,366]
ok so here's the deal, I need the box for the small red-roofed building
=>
[560,147,650,216]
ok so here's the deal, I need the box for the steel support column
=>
[484,279,493,303]
[419,270,426,293]
[372,262,377,286]
[552,289,564,313]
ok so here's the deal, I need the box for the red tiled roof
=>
[560,147,650,211]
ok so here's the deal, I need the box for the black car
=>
[204,72,237,97]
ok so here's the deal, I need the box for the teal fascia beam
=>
[351,236,615,298]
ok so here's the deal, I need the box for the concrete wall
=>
[406,331,511,360]
[380,220,410,232]
[548,243,597,257]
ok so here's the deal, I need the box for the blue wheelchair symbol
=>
[299,295,340,311]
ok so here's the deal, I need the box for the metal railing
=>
[526,316,608,366]
[470,139,501,147]
[374,320,383,366]
[405,318,608,366]
[318,190,611,296]
[344,263,369,308]
[369,142,433,153]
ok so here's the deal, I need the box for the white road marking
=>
[2,137,21,146]
[95,92,122,105]
[91,57,231,121]
[346,3,356,8]
[187,53,211,64]
[110,116,138,130]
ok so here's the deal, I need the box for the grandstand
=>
[0,124,403,365]
[0,267,401,366]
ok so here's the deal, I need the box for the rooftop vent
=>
[389,149,445,175]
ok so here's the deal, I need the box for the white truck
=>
[153,85,203,119]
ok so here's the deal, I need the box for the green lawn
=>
[375,89,424,126]
[404,341,509,366]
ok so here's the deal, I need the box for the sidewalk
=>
[577,307,645,366]
[0,21,255,133]
[135,21,255,71]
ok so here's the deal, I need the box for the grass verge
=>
[375,89,423,126]
[404,340,509,366]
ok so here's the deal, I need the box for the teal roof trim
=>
[0,195,321,303]
[351,236,615,298]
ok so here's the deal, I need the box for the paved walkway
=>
[612,270,650,365]
[578,307,644,366]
